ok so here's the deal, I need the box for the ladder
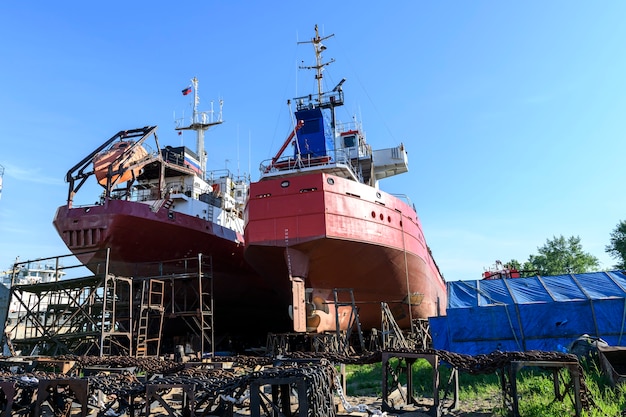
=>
[100,274,133,357]
[194,270,214,356]
[206,203,214,222]
[332,288,364,353]
[100,282,117,357]
[182,255,214,357]
[136,279,165,357]
[151,198,173,212]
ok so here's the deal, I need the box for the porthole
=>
[388,216,391,223]
[371,211,376,218]
[327,178,335,185]
[376,192,381,198]
[400,220,403,227]
[379,213,384,220]
[281,180,290,188]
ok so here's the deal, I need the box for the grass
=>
[342,357,626,416]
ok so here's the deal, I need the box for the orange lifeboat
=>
[93,141,149,186]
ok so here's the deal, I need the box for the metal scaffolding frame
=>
[5,272,133,356]
[2,252,214,358]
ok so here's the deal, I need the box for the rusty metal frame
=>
[381,351,459,417]
[6,271,132,356]
[33,379,89,416]
[145,384,195,417]
[131,254,214,357]
[3,252,214,358]
[499,360,582,417]
[250,376,309,417]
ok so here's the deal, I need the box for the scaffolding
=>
[136,254,214,356]
[2,252,214,357]
[5,272,132,356]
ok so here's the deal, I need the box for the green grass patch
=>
[342,357,626,416]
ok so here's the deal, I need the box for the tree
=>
[606,220,626,269]
[505,259,539,277]
[526,235,599,276]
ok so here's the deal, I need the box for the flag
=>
[181,85,192,96]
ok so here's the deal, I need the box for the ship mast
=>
[297,25,344,130]
[299,25,335,108]
[175,77,223,177]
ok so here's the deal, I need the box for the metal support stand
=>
[33,379,89,417]
[381,302,409,350]
[250,376,309,417]
[332,288,364,353]
[145,384,195,417]
[0,381,16,417]
[409,318,432,350]
[500,360,581,417]
[381,351,458,417]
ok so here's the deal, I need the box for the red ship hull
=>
[244,172,447,332]
[53,199,292,337]
[54,199,247,272]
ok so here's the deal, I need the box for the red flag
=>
[181,85,192,96]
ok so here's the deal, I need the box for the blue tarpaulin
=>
[429,271,626,355]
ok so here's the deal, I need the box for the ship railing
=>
[131,181,191,204]
[294,89,344,111]
[163,180,189,196]
[132,187,159,202]
[175,109,222,130]
[161,148,188,167]
[333,148,364,181]
[335,120,363,136]
[260,148,361,179]
[205,168,250,207]
[391,193,416,211]
[109,187,131,201]
[205,168,250,186]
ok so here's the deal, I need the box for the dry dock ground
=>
[129,391,498,417]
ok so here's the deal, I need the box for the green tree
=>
[527,235,599,275]
[505,259,538,277]
[606,220,626,269]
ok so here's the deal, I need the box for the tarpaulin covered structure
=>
[429,271,626,355]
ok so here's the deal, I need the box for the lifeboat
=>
[94,141,149,186]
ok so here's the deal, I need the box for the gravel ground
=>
[336,394,500,417]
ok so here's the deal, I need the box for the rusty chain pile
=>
[54,355,188,376]
[0,356,337,416]
[277,349,382,365]
[0,348,598,415]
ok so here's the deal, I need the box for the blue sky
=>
[1,2,625,281]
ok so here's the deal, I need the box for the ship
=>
[244,25,448,334]
[482,260,522,280]
[1,258,65,287]
[0,259,65,350]
[52,79,290,341]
